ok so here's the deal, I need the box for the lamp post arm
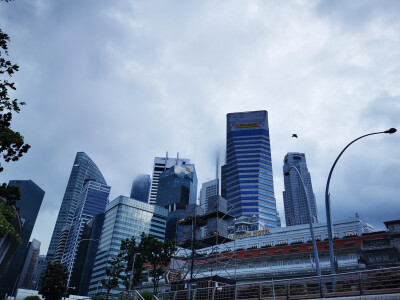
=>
[324,129,395,281]
[288,166,321,278]
[325,131,387,198]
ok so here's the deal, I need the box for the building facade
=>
[88,196,168,295]
[70,213,105,296]
[222,111,279,229]
[62,180,110,283]
[283,152,318,226]
[46,152,107,265]
[156,164,197,241]
[0,180,45,295]
[130,174,151,203]
[149,154,190,205]
[53,226,70,263]
[19,239,41,290]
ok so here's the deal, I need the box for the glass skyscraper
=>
[149,154,190,205]
[222,111,279,229]
[0,180,45,295]
[46,152,107,265]
[156,164,197,241]
[130,174,151,203]
[88,196,168,295]
[61,180,110,283]
[283,152,318,226]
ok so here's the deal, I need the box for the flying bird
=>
[292,134,298,138]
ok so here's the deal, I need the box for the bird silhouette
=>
[292,134,298,138]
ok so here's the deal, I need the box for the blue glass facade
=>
[130,174,151,203]
[0,180,45,295]
[223,111,279,229]
[62,180,110,282]
[46,152,106,265]
[88,196,168,295]
[156,164,197,241]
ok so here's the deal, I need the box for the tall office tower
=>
[31,255,46,290]
[20,239,41,290]
[283,152,318,226]
[46,152,106,265]
[130,174,151,203]
[200,179,219,211]
[53,225,70,263]
[88,196,168,295]
[62,180,110,283]
[148,153,190,205]
[156,164,198,241]
[70,213,105,296]
[0,180,45,295]
[221,111,279,229]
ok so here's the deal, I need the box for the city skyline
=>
[1,1,399,254]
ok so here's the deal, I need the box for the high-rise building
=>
[149,154,190,205]
[130,174,151,203]
[0,180,45,295]
[283,152,318,226]
[156,164,197,241]
[88,196,168,295]
[46,152,106,265]
[20,239,41,290]
[62,180,110,283]
[70,213,105,296]
[31,255,46,290]
[221,111,279,229]
[53,225,70,263]
[200,179,219,211]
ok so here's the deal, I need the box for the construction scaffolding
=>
[169,195,237,290]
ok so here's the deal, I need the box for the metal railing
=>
[155,266,400,299]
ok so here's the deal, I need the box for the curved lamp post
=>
[325,128,397,283]
[284,166,321,279]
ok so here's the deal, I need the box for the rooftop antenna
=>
[164,151,168,171]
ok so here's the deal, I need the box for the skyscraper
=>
[70,213,105,296]
[46,152,106,265]
[156,164,198,241]
[148,154,190,205]
[62,180,110,283]
[283,152,318,226]
[88,196,168,295]
[20,239,41,290]
[222,110,279,229]
[200,179,219,212]
[0,180,45,295]
[130,174,151,203]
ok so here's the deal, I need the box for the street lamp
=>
[129,253,141,292]
[284,166,321,279]
[325,128,397,282]
[95,281,102,297]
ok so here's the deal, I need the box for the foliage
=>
[101,257,124,295]
[39,262,68,300]
[24,296,41,300]
[0,2,29,245]
[139,234,175,294]
[0,28,30,173]
[0,183,22,242]
[118,236,146,290]
[365,270,400,290]
[139,291,153,300]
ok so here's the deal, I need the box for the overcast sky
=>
[1,0,399,254]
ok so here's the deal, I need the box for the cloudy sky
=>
[1,0,400,254]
